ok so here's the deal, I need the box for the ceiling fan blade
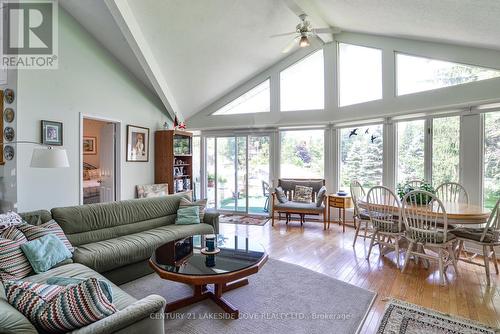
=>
[282,36,300,53]
[313,27,341,35]
[270,31,297,38]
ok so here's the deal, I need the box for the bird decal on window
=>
[349,128,358,138]
[371,135,378,143]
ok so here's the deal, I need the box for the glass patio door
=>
[205,134,270,215]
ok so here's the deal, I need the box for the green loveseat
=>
[0,194,219,334]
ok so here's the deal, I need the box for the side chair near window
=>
[350,180,372,247]
[435,182,469,204]
[365,186,405,268]
[453,199,500,285]
[401,190,459,285]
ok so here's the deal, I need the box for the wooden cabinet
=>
[155,130,193,194]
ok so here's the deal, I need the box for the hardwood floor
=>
[219,218,500,333]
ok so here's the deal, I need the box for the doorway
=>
[205,134,271,215]
[80,116,120,204]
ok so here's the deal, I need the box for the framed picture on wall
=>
[83,136,97,155]
[126,125,149,162]
[41,120,63,146]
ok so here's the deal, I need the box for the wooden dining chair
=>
[406,179,425,189]
[365,186,405,268]
[401,190,459,285]
[435,182,469,204]
[350,180,372,247]
[453,198,499,285]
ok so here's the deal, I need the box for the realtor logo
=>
[1,0,58,69]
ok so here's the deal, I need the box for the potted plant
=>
[207,173,215,188]
[397,182,435,205]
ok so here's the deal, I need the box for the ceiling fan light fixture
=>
[299,35,310,48]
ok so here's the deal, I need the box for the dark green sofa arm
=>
[203,210,220,234]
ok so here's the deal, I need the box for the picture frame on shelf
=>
[83,136,97,155]
[126,125,149,162]
[41,120,63,146]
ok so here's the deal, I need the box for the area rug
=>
[120,259,376,334]
[219,214,269,226]
[377,298,498,334]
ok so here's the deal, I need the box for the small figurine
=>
[178,122,186,130]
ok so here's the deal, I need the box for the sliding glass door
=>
[205,134,270,215]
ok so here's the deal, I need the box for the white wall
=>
[16,8,170,212]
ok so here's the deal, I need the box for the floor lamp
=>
[1,141,69,168]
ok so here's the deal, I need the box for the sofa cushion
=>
[72,223,214,273]
[0,298,38,334]
[278,179,325,193]
[19,210,53,226]
[21,234,72,273]
[38,278,118,333]
[179,198,207,221]
[452,227,499,243]
[24,263,136,311]
[51,194,190,246]
[0,212,23,231]
[175,206,200,225]
[0,228,32,280]
[316,186,327,207]
[275,186,288,203]
[274,201,325,213]
[17,220,75,252]
[293,185,313,203]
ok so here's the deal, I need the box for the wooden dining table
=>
[357,197,491,225]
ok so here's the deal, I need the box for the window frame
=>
[279,49,325,112]
[395,51,500,96]
[337,42,383,108]
[210,78,271,116]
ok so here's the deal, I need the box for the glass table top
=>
[151,234,266,276]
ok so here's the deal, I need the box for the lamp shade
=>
[30,148,69,168]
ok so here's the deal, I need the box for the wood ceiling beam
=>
[104,0,181,121]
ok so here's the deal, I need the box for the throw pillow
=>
[0,225,28,242]
[4,280,66,323]
[275,186,288,203]
[0,212,23,231]
[316,186,327,207]
[46,276,113,303]
[21,234,72,273]
[17,220,74,253]
[5,278,117,333]
[293,185,313,203]
[179,198,207,221]
[175,206,200,225]
[0,237,32,280]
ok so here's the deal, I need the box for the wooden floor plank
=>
[219,219,500,333]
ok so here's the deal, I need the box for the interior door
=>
[99,123,116,202]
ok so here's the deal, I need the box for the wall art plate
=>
[4,126,14,142]
[4,145,14,160]
[4,89,14,104]
[4,108,14,122]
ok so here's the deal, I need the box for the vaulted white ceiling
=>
[61,0,500,121]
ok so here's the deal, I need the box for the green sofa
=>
[0,194,219,334]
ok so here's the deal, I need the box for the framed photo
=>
[126,125,149,162]
[83,136,97,155]
[41,120,63,146]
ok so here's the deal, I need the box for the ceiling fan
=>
[271,14,341,53]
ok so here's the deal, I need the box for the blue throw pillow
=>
[21,234,72,273]
[175,206,200,225]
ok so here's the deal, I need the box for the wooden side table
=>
[327,194,353,232]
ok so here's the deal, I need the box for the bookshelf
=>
[154,130,193,194]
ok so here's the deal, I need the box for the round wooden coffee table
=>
[149,234,268,319]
